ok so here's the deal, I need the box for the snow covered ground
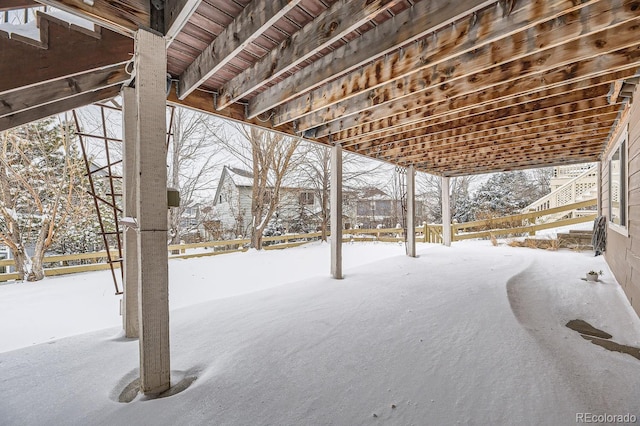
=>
[1,240,639,425]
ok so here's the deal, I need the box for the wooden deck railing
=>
[0,199,596,282]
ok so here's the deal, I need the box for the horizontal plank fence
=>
[0,199,596,282]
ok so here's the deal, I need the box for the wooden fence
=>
[0,199,596,282]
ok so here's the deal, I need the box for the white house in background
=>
[212,166,322,238]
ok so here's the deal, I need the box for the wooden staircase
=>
[0,9,133,132]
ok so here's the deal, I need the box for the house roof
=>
[226,166,254,188]
[2,0,639,176]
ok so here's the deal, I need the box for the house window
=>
[300,191,314,205]
[609,129,627,232]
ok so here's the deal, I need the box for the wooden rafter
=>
[177,0,304,100]
[246,0,496,119]
[215,0,405,111]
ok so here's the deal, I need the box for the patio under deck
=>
[1,0,639,395]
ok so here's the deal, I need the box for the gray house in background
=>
[212,166,321,238]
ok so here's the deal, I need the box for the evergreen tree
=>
[471,171,541,218]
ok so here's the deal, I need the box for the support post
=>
[597,161,603,216]
[331,143,343,279]
[406,165,416,257]
[441,176,452,247]
[122,86,138,338]
[135,29,170,395]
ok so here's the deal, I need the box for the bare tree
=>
[0,118,83,281]
[167,107,225,244]
[214,125,302,249]
[418,173,476,223]
[296,144,385,240]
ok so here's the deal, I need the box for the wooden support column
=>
[122,86,139,338]
[331,143,343,279]
[406,165,416,257]
[134,29,170,395]
[441,176,452,247]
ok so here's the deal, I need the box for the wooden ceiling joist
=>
[337,64,639,146]
[275,0,611,128]
[361,117,618,159]
[346,76,627,149]
[0,85,120,132]
[177,0,304,100]
[378,127,613,162]
[215,0,405,111]
[0,62,129,119]
[4,0,638,177]
[303,8,640,137]
[33,0,149,36]
[164,0,202,45]
[246,0,496,119]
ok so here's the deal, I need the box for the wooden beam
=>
[275,0,607,127]
[305,11,640,136]
[371,120,615,161]
[363,112,620,156]
[332,53,636,144]
[350,82,617,151]
[0,85,120,131]
[429,155,601,177]
[340,68,635,147]
[0,1,39,11]
[166,85,299,139]
[0,12,133,93]
[177,0,303,100]
[216,0,404,111]
[0,62,128,118]
[247,0,495,119]
[337,63,638,145]
[358,86,614,152]
[404,139,607,170]
[379,128,613,164]
[34,0,149,36]
[164,0,201,45]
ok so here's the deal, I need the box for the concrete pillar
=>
[134,29,170,395]
[122,86,139,338]
[441,176,452,247]
[406,165,416,257]
[331,143,343,279]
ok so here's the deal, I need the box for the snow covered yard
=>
[0,241,639,425]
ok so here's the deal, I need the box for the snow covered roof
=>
[226,166,253,187]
